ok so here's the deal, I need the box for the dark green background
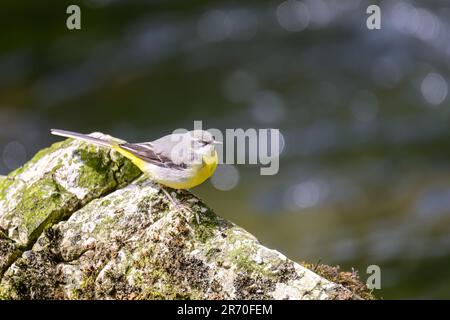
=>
[1,0,450,298]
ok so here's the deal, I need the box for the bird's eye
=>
[193,139,207,147]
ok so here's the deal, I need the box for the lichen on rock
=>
[0,133,358,300]
[0,133,141,278]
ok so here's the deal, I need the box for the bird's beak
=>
[213,141,223,145]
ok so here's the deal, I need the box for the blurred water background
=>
[1,0,450,298]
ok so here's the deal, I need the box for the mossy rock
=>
[0,133,360,300]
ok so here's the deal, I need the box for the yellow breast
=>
[170,151,218,189]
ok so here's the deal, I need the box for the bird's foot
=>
[174,203,200,224]
[160,187,200,224]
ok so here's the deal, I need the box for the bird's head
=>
[189,130,221,160]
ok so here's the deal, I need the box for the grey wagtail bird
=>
[51,129,221,221]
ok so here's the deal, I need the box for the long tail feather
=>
[51,129,113,148]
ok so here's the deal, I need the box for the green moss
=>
[138,268,172,300]
[205,247,221,261]
[0,246,22,278]
[70,288,80,300]
[115,158,142,187]
[100,199,111,206]
[0,177,14,201]
[9,140,72,178]
[131,270,144,286]
[0,285,10,300]
[0,137,140,250]
[29,143,59,163]
[192,206,219,243]
[16,175,78,243]
[224,227,257,245]
[132,240,207,300]
[19,178,62,231]
[72,145,140,197]
[193,224,214,243]
[228,245,262,274]
[137,195,157,213]
[300,261,376,300]
[140,282,201,300]
[139,274,199,300]
[221,230,275,279]
[75,147,116,191]
[0,135,146,298]
[70,271,97,299]
[93,214,118,234]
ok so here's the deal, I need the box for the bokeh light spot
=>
[3,141,27,171]
[211,164,240,191]
[421,72,448,106]
[250,91,286,124]
[197,10,232,42]
[276,0,310,32]
[223,70,258,103]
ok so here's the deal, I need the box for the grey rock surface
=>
[0,134,355,300]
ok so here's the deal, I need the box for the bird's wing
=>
[118,142,188,170]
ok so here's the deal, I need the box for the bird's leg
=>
[184,189,201,224]
[160,186,200,224]
[160,187,177,206]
